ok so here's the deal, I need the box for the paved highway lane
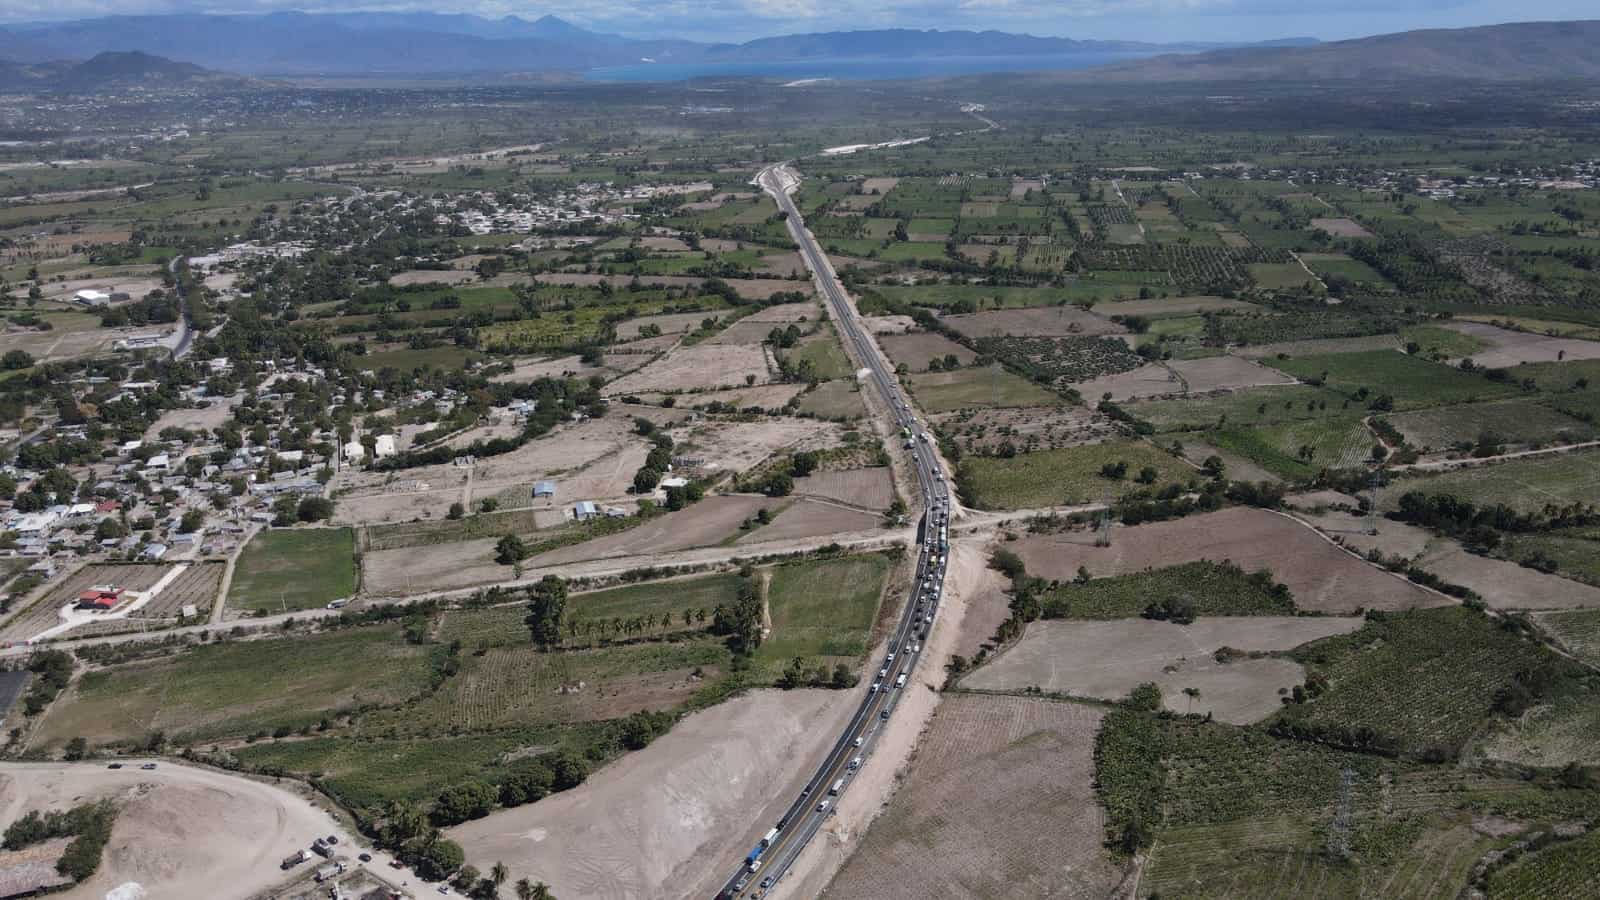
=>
[711,165,953,899]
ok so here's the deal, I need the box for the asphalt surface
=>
[712,164,953,900]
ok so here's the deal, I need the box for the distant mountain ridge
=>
[0,13,1313,77]
[0,50,246,91]
[1064,19,1600,82]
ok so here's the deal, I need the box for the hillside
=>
[0,51,247,91]
[1067,20,1600,83]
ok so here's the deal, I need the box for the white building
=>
[343,441,365,463]
[374,435,398,459]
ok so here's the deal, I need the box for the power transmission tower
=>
[1096,488,1113,547]
[1326,767,1355,861]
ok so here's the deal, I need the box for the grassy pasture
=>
[1127,383,1355,433]
[228,528,358,613]
[907,367,1064,413]
[1209,414,1377,478]
[1383,400,1593,451]
[1038,561,1297,619]
[957,440,1193,509]
[752,554,890,679]
[1378,448,1600,514]
[1266,350,1520,410]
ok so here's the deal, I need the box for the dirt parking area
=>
[963,616,1363,723]
[0,761,354,900]
[452,688,854,900]
[877,331,976,371]
[1014,507,1446,613]
[1415,543,1600,610]
[826,693,1126,900]
[1444,320,1600,367]
[605,344,772,394]
[943,307,1123,339]
[793,467,895,510]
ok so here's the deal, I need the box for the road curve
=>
[711,165,953,899]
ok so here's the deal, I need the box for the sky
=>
[0,0,1594,44]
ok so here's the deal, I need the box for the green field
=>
[1266,350,1520,410]
[1280,606,1579,756]
[1209,414,1377,478]
[1535,606,1600,667]
[753,554,890,678]
[1399,324,1490,359]
[787,326,855,380]
[957,440,1193,509]
[796,379,867,420]
[1248,261,1316,289]
[1384,399,1593,451]
[1377,448,1600,514]
[1127,384,1355,433]
[1487,828,1600,899]
[1039,561,1297,619]
[907,367,1064,413]
[228,528,359,613]
[39,624,432,747]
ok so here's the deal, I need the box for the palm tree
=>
[1183,686,1202,715]
[515,879,534,900]
[491,861,509,890]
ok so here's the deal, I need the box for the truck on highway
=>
[895,673,908,688]
[830,778,845,795]
[848,756,863,770]
[761,827,779,848]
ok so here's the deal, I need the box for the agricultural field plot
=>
[1093,296,1260,318]
[1486,828,1600,898]
[702,318,779,345]
[796,379,868,420]
[527,495,782,567]
[0,563,191,644]
[614,310,709,339]
[735,499,881,545]
[1068,362,1184,402]
[751,553,890,680]
[1301,252,1391,286]
[1127,383,1355,432]
[784,327,855,380]
[1168,355,1298,393]
[936,404,1118,455]
[1013,507,1443,613]
[956,439,1192,510]
[791,467,896,510]
[1310,217,1376,238]
[638,383,805,412]
[826,694,1126,900]
[1266,350,1521,410]
[671,416,845,477]
[1398,324,1490,359]
[0,313,121,362]
[1234,333,1403,359]
[605,343,772,394]
[1480,683,1600,769]
[1383,399,1593,452]
[1037,561,1298,620]
[35,624,433,749]
[1412,543,1600,611]
[1497,358,1600,393]
[979,335,1145,388]
[532,273,805,301]
[1279,606,1580,756]
[1292,508,1435,559]
[1377,448,1600,515]
[133,564,224,619]
[143,399,237,439]
[1502,530,1600,589]
[1443,320,1600,367]
[964,617,1359,723]
[906,367,1064,413]
[941,306,1123,339]
[227,528,358,614]
[1210,413,1383,478]
[1248,262,1318,290]
[1538,608,1600,669]
[374,637,731,734]
[875,331,976,371]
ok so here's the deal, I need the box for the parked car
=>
[140,763,157,770]
[358,853,372,863]
[106,763,123,769]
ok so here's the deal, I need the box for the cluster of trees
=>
[525,576,567,650]
[749,450,818,498]
[1389,490,1558,552]
[22,650,73,716]
[632,428,675,495]
[709,575,763,655]
[271,494,334,526]
[3,800,117,882]
[776,656,858,690]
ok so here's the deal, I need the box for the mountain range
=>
[0,13,1308,78]
[0,50,249,91]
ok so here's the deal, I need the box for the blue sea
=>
[584,52,1156,83]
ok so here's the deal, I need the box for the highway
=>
[711,164,953,899]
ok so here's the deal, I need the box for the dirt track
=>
[0,761,351,900]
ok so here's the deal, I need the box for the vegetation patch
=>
[957,440,1193,509]
[228,527,358,613]
[1039,560,1297,620]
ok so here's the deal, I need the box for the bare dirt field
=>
[1168,355,1298,393]
[963,616,1363,723]
[0,316,119,362]
[1235,334,1402,359]
[825,694,1127,900]
[1294,509,1435,559]
[936,405,1117,454]
[615,311,707,339]
[1311,217,1376,238]
[639,236,692,251]
[470,415,651,499]
[1068,362,1183,402]
[1014,508,1446,613]
[1093,296,1259,318]
[638,383,805,412]
[388,269,477,286]
[671,417,843,477]
[860,177,899,194]
[361,536,509,596]
[792,467,896,510]
[451,689,854,900]
[1415,543,1600,610]
[1178,440,1281,484]
[331,479,468,525]
[490,354,614,383]
[143,400,235,439]
[1443,320,1600,367]
[534,273,806,301]
[862,315,916,335]
[943,307,1123,339]
[605,344,772,395]
[737,499,881,545]
[704,319,778,345]
[0,761,353,900]
[532,496,781,567]
[743,301,822,323]
[877,331,977,371]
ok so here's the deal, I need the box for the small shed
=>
[573,501,600,521]
[533,480,557,498]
